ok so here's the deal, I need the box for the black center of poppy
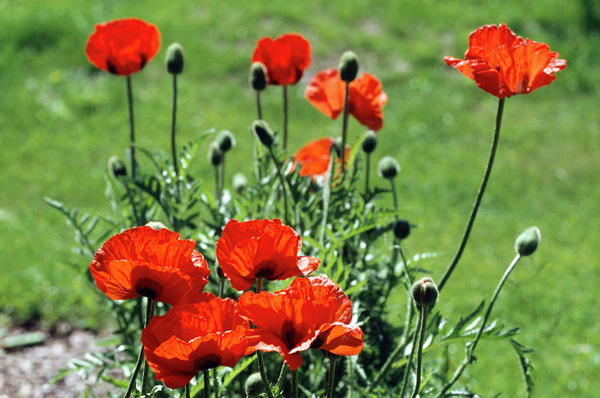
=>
[310,335,324,350]
[135,278,163,299]
[281,320,300,350]
[139,53,147,69]
[194,353,222,371]
[255,260,277,279]
[107,61,117,74]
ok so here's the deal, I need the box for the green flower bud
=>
[244,372,264,397]
[515,226,541,256]
[361,130,377,154]
[411,277,438,309]
[249,62,267,91]
[394,219,411,240]
[216,130,236,153]
[252,120,274,147]
[377,156,400,179]
[165,43,184,75]
[108,156,127,178]
[339,51,359,82]
[208,142,223,166]
[233,172,248,194]
[146,221,168,230]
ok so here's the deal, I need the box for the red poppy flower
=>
[90,226,210,305]
[305,69,388,131]
[292,137,349,183]
[216,219,320,291]
[141,293,251,388]
[444,23,566,98]
[251,33,311,86]
[238,276,364,371]
[85,18,161,76]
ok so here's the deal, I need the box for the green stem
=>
[436,254,522,397]
[438,97,505,292]
[364,153,371,195]
[186,383,191,398]
[257,91,263,120]
[124,298,154,398]
[171,74,180,181]
[203,369,211,398]
[283,86,288,150]
[257,352,275,398]
[221,155,226,200]
[319,147,336,245]
[341,81,350,174]
[292,369,298,398]
[122,180,142,226]
[214,165,221,207]
[212,368,218,398]
[327,358,336,398]
[140,299,156,395]
[410,308,428,398]
[126,76,137,180]
[399,310,421,398]
[268,147,291,225]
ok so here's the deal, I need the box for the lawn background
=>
[0,0,598,396]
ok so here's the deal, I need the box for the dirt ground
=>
[0,328,119,398]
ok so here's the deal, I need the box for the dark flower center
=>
[310,335,324,349]
[255,260,277,279]
[135,278,163,299]
[281,320,300,350]
[194,353,222,371]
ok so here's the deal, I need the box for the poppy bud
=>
[208,142,223,166]
[216,130,236,153]
[145,221,168,230]
[394,219,411,240]
[249,62,268,91]
[411,277,438,309]
[165,43,184,75]
[377,156,400,179]
[515,226,541,256]
[108,156,127,178]
[244,372,264,397]
[339,50,359,82]
[252,120,274,147]
[233,172,248,194]
[361,130,377,154]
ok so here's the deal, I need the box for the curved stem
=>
[438,98,505,292]
[341,81,350,174]
[268,147,291,225]
[171,74,179,180]
[121,180,142,226]
[410,308,428,398]
[123,342,145,398]
[124,298,154,398]
[140,299,156,395]
[399,311,421,398]
[327,358,336,398]
[319,148,336,245]
[436,254,522,397]
[256,91,263,120]
[282,86,289,150]
[257,352,275,398]
[126,76,137,180]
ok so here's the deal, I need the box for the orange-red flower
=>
[305,69,388,131]
[292,137,349,183]
[251,33,311,86]
[216,219,320,291]
[90,226,210,305]
[238,276,364,370]
[141,293,251,388]
[444,23,566,98]
[85,18,161,76]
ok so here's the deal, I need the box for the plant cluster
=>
[49,18,564,398]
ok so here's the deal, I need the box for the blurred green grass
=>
[1,0,598,396]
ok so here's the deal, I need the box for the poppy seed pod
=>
[145,221,168,230]
[216,130,236,153]
[339,50,359,82]
[245,372,264,397]
[394,219,411,240]
[208,142,223,166]
[249,62,268,91]
[165,42,184,74]
[377,156,400,179]
[411,277,438,309]
[515,226,541,256]
[108,156,127,178]
[233,172,248,194]
[252,120,274,147]
[361,130,377,154]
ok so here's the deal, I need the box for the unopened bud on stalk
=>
[411,277,438,309]
[108,156,127,178]
[394,219,411,240]
[515,226,541,256]
[244,372,264,397]
[252,120,274,147]
[362,130,377,154]
[377,156,400,179]
[146,221,168,230]
[233,172,248,194]
[165,43,184,74]
[339,51,359,82]
[208,142,223,166]
[216,130,236,153]
[249,62,268,91]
